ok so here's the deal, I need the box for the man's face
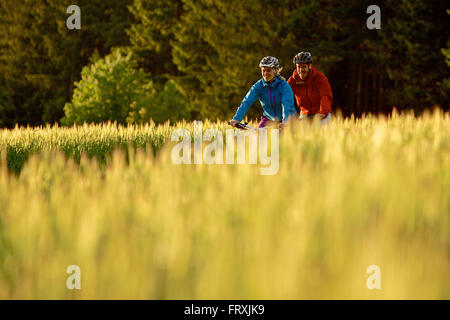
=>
[261,67,277,82]
[296,63,310,79]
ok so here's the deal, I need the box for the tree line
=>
[0,0,448,127]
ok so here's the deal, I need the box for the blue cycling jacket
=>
[232,76,297,123]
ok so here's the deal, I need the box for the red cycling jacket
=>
[287,65,333,116]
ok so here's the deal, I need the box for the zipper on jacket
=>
[270,87,276,118]
[305,83,311,113]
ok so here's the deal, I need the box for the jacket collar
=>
[262,75,283,87]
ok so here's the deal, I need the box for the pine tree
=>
[127,0,183,76]
[374,0,449,112]
[0,0,133,127]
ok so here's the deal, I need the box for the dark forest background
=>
[0,0,448,127]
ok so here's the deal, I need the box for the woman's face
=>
[261,67,277,82]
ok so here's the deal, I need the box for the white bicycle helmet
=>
[259,56,280,68]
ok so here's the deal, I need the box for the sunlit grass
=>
[0,110,449,299]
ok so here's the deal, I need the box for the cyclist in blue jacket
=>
[229,56,297,128]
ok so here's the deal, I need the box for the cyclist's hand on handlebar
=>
[314,113,325,120]
[229,120,239,127]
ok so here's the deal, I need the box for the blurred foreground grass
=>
[0,111,449,299]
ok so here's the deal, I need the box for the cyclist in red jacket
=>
[287,52,333,123]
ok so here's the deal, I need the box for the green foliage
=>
[439,9,450,104]
[62,49,153,126]
[127,0,183,75]
[62,49,190,126]
[0,88,13,127]
[127,0,191,122]
[128,80,190,124]
[441,44,450,103]
[373,1,449,110]
[0,0,133,127]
